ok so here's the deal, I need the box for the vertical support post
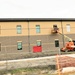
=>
[28,21,30,52]
[58,47,61,55]
[61,20,65,47]
[56,55,61,75]
[5,46,8,74]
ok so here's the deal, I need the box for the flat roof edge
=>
[0,18,75,22]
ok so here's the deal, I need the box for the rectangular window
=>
[53,25,57,28]
[17,42,22,50]
[53,25,58,30]
[66,24,70,32]
[36,25,40,33]
[37,40,41,46]
[17,25,22,34]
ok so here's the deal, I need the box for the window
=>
[53,25,57,28]
[55,39,59,47]
[66,24,70,32]
[53,25,58,30]
[17,42,22,50]
[36,25,40,33]
[37,40,41,46]
[17,25,22,34]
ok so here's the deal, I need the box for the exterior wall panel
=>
[29,35,63,52]
[29,21,62,35]
[62,21,75,34]
[0,22,28,36]
[0,36,29,53]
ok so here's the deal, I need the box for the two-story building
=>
[0,18,75,59]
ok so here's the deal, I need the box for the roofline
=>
[0,18,75,22]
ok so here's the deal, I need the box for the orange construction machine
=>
[61,40,74,52]
[59,32,75,52]
[51,26,75,52]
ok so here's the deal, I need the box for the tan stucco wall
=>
[29,21,62,35]
[0,22,28,36]
[62,21,75,34]
[0,21,75,36]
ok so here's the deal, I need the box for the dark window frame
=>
[17,42,22,50]
[53,25,59,31]
[36,40,42,46]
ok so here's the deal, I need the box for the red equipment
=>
[33,46,42,53]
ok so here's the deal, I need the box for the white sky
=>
[0,0,75,18]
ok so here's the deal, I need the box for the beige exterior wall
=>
[0,21,75,36]
[62,21,75,34]
[0,22,28,36]
[29,21,62,35]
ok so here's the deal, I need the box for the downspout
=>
[61,20,65,46]
[28,20,30,52]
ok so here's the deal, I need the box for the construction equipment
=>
[51,26,59,34]
[59,32,75,52]
[52,27,75,52]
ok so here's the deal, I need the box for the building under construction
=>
[0,18,75,59]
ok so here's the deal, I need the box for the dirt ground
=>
[1,68,75,75]
[1,54,75,75]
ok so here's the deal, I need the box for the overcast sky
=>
[0,0,75,18]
